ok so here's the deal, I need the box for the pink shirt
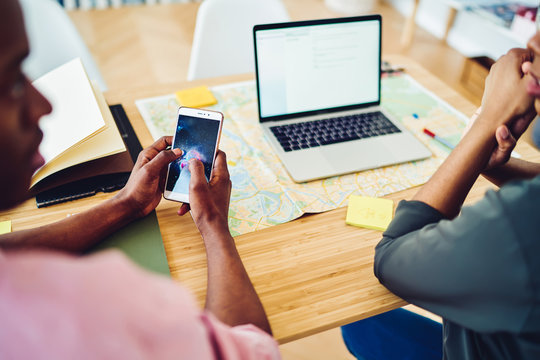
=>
[0,249,280,360]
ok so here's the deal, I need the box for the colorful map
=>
[136,74,468,236]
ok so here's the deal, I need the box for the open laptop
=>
[253,15,431,182]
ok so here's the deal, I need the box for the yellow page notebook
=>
[346,195,394,231]
[31,59,126,188]
[33,58,106,163]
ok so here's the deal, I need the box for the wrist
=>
[108,191,141,223]
[196,217,231,240]
[458,119,498,171]
[200,228,237,257]
[478,106,515,129]
[465,113,498,140]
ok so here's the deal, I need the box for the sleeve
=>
[200,312,281,360]
[374,183,537,333]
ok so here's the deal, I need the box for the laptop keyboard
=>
[269,111,401,152]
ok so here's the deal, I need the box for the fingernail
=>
[500,126,509,139]
[173,148,182,156]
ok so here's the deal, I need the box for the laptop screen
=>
[254,16,381,122]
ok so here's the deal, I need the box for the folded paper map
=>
[136,74,468,236]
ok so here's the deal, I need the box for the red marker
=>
[423,128,455,149]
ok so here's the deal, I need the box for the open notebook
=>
[30,58,129,195]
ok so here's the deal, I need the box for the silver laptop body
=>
[253,15,431,183]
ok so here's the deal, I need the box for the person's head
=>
[0,0,52,210]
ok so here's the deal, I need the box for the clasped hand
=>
[468,44,539,171]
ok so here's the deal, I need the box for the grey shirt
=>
[374,175,540,359]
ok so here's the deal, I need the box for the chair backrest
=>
[187,0,290,81]
[20,0,108,90]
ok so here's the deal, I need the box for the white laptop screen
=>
[254,16,381,121]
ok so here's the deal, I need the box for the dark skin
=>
[0,136,183,252]
[0,0,271,335]
[413,39,540,218]
[0,0,52,209]
[183,153,271,333]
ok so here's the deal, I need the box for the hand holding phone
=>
[178,150,231,234]
[115,136,182,219]
[164,107,224,203]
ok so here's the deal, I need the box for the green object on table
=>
[88,211,170,276]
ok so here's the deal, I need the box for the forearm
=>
[483,157,540,187]
[413,119,495,218]
[202,225,272,335]
[0,196,136,253]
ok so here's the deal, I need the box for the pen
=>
[423,128,455,149]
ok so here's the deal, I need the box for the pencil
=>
[423,128,455,149]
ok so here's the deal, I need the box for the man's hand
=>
[413,46,536,218]
[115,136,182,219]
[178,150,232,237]
[480,48,535,127]
[464,108,534,171]
[463,48,537,171]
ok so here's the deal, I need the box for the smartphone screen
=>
[164,110,222,203]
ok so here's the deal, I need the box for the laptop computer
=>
[253,15,431,183]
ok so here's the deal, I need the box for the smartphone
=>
[163,107,224,203]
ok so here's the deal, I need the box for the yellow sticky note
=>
[0,220,12,235]
[346,196,393,231]
[175,86,217,108]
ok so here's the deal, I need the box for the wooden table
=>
[3,55,540,344]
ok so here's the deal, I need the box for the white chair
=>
[187,0,290,81]
[20,0,108,91]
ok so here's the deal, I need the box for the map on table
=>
[136,74,468,236]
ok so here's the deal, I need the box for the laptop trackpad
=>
[282,137,412,182]
[322,139,389,173]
